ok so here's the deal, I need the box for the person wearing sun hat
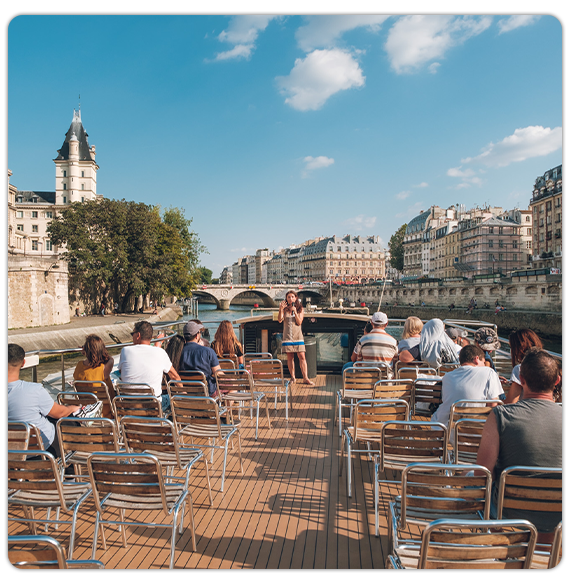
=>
[474,326,501,371]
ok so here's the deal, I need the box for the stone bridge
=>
[192,284,326,310]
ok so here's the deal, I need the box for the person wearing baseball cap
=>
[445,327,470,356]
[351,311,397,366]
[474,327,501,371]
[180,321,222,397]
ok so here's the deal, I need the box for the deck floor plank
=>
[8,374,401,569]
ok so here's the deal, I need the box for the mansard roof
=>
[54,110,94,162]
[15,190,56,204]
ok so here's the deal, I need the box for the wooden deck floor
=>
[9,374,402,569]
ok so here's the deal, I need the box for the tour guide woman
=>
[278,290,314,385]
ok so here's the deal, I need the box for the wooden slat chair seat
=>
[531,521,562,569]
[170,396,243,492]
[335,367,383,437]
[395,361,434,379]
[340,398,410,498]
[8,450,92,559]
[8,534,105,569]
[114,382,155,396]
[249,358,292,420]
[120,416,213,506]
[387,462,493,553]
[73,380,114,419]
[86,452,197,569]
[387,518,537,569]
[496,466,562,537]
[219,369,271,440]
[56,417,122,478]
[412,377,442,416]
[373,421,448,536]
[112,395,163,426]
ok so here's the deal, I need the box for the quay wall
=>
[8,307,181,354]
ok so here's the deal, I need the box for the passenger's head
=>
[459,344,485,365]
[363,321,373,334]
[131,320,153,343]
[82,334,110,367]
[165,334,185,371]
[509,329,543,367]
[446,327,468,344]
[370,311,388,329]
[190,319,209,341]
[213,320,239,357]
[285,290,302,310]
[519,348,560,395]
[402,316,423,339]
[183,320,204,342]
[8,343,25,369]
[474,327,500,352]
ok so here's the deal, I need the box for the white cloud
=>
[276,48,365,111]
[396,201,425,219]
[461,125,562,168]
[428,62,441,74]
[211,15,278,61]
[413,182,429,188]
[447,166,475,178]
[447,166,484,189]
[384,15,492,74]
[304,155,335,171]
[344,214,377,231]
[396,190,411,200]
[295,15,389,51]
[497,15,541,34]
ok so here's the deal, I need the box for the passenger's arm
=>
[503,381,522,405]
[475,412,499,478]
[398,349,414,364]
[212,365,223,377]
[48,402,81,419]
[167,367,180,382]
[103,358,114,379]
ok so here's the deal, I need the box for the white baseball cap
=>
[371,312,388,325]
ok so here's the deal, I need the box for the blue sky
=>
[6,13,563,276]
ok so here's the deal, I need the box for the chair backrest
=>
[342,366,383,398]
[249,358,285,385]
[8,421,31,460]
[115,382,155,396]
[56,417,121,462]
[399,462,493,528]
[353,361,391,377]
[438,362,461,375]
[121,416,182,464]
[449,399,497,427]
[179,370,209,384]
[373,379,414,404]
[395,360,427,377]
[548,522,563,568]
[413,378,443,413]
[243,352,272,369]
[112,395,163,424]
[415,518,537,569]
[377,420,448,472]
[87,452,170,515]
[170,396,223,439]
[73,380,113,417]
[496,466,562,526]
[8,535,105,569]
[222,354,239,366]
[57,391,99,407]
[218,359,236,370]
[352,399,410,442]
[397,366,438,381]
[453,418,486,465]
[216,368,253,394]
[8,450,67,506]
[167,379,209,399]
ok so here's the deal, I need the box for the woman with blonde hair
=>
[210,320,244,367]
[398,316,423,353]
[73,334,115,415]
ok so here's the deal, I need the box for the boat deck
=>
[9,374,411,569]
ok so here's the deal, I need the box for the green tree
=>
[48,199,204,312]
[196,266,213,284]
[389,223,407,272]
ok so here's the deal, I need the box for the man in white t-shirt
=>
[118,321,180,412]
[431,344,503,428]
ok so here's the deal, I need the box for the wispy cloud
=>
[460,125,562,168]
[395,190,411,200]
[447,166,484,189]
[384,15,492,74]
[295,15,389,51]
[277,48,365,111]
[209,15,278,61]
[413,182,429,188]
[396,201,425,219]
[344,214,377,231]
[302,155,334,177]
[497,15,541,34]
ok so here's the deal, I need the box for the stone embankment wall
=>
[8,307,182,354]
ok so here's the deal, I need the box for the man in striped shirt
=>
[352,311,397,365]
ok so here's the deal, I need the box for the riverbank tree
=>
[47,199,204,312]
[389,223,407,272]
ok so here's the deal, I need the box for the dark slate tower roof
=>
[54,109,94,161]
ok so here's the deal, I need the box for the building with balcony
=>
[529,165,562,271]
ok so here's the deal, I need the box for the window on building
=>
[63,184,67,190]
[63,170,67,177]
[16,224,23,231]
[81,197,85,203]
[526,216,531,222]
[45,211,53,219]
[499,240,504,248]
[81,171,85,177]
[499,254,504,261]
[527,228,532,235]
[527,241,532,249]
[31,241,38,251]
[45,240,53,251]
[16,211,23,218]
[513,241,518,248]
[32,225,38,233]
[489,254,494,262]
[17,196,23,203]
[31,211,38,218]
[63,196,67,204]
[488,227,494,233]
[546,201,552,211]
[488,240,494,248]
[81,184,85,190]
[499,227,504,235]
[513,254,518,261]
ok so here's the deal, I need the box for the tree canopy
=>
[47,199,204,311]
[388,223,407,272]
[196,266,213,285]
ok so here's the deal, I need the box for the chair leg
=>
[67,504,81,559]
[120,508,128,547]
[92,512,101,559]
[265,396,272,429]
[203,455,214,506]
[374,461,379,537]
[236,432,244,474]
[221,439,229,492]
[339,432,346,476]
[347,438,353,498]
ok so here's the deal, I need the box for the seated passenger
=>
[399,318,459,368]
[351,312,397,367]
[477,348,562,542]
[210,320,245,368]
[431,344,503,428]
[163,333,185,386]
[474,327,501,370]
[342,321,373,372]
[445,327,470,356]
[503,328,543,404]
[8,343,81,457]
[74,334,116,416]
[397,316,423,353]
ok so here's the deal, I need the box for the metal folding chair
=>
[249,358,292,420]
